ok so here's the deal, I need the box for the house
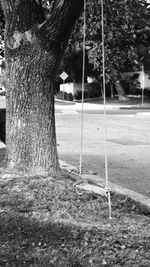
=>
[124,70,150,89]
[59,76,100,99]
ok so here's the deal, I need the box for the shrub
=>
[74,90,88,100]
[56,91,66,100]
[66,92,73,101]
[56,91,73,101]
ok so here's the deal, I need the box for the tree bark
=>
[1,0,83,176]
[110,83,114,99]
[115,80,127,101]
[100,82,104,99]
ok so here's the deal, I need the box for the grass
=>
[76,95,150,106]
[55,99,76,105]
[41,95,150,107]
[0,170,150,266]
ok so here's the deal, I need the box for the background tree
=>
[63,0,150,100]
[0,0,83,177]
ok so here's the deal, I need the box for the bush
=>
[74,90,88,100]
[56,90,66,100]
[56,91,73,101]
[66,92,73,101]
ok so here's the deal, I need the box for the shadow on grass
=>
[1,199,150,267]
[0,153,150,266]
[0,212,86,266]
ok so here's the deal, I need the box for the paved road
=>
[55,111,150,197]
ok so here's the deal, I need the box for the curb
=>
[59,160,150,209]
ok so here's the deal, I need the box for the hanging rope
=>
[79,0,112,219]
[141,64,145,107]
[101,0,112,219]
[79,0,86,175]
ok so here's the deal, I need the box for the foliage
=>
[66,92,73,101]
[1,1,150,86]
[56,90,73,101]
[64,0,150,84]
[74,90,88,100]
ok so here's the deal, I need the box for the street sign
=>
[60,72,68,81]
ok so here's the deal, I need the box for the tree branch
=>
[38,0,84,45]
[0,0,45,31]
[1,0,83,57]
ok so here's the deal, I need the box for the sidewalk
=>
[55,100,150,116]
[1,96,150,111]
[55,98,150,112]
[55,100,132,111]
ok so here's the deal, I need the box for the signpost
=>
[60,72,69,100]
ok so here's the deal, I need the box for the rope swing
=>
[79,0,112,219]
[101,0,112,219]
[79,0,86,175]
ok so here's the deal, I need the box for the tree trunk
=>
[1,0,83,176]
[100,82,104,99]
[115,80,127,101]
[6,57,59,176]
[110,83,114,99]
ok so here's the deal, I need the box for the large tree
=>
[0,0,83,177]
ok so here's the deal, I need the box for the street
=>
[55,108,150,197]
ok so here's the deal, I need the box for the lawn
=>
[0,170,150,266]
[55,99,76,105]
[77,95,150,106]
